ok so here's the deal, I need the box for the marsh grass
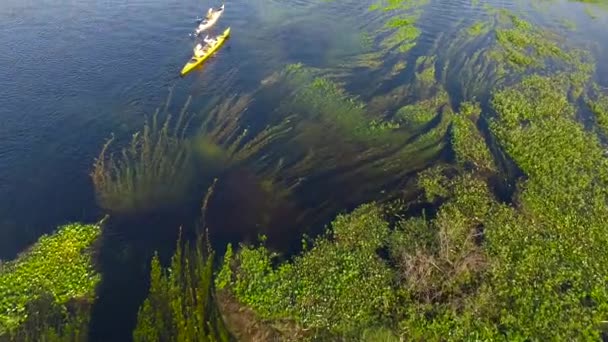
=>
[92,98,196,215]
[133,233,229,342]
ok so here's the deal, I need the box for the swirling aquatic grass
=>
[429,8,594,102]
[92,99,196,215]
[189,63,455,227]
[371,0,429,54]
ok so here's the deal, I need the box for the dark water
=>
[1,0,608,339]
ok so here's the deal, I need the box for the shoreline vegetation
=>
[0,222,103,341]
[3,0,608,340]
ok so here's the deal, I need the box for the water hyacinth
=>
[0,223,101,338]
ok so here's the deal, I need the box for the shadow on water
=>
[206,169,305,254]
[87,168,309,341]
[88,206,202,341]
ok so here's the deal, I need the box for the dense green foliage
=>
[219,204,395,338]
[219,7,608,339]
[484,74,608,339]
[451,102,495,172]
[588,86,608,134]
[0,223,101,340]
[133,235,229,342]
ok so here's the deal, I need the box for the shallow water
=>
[1,0,608,339]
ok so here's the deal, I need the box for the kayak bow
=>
[180,27,231,77]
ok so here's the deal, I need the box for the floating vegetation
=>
[467,20,491,37]
[91,98,196,215]
[133,234,229,342]
[490,74,608,215]
[327,0,430,85]
[371,0,429,54]
[390,60,408,76]
[586,84,608,134]
[395,88,448,131]
[0,223,101,339]
[471,73,608,340]
[420,7,597,103]
[487,10,595,84]
[558,18,577,31]
[254,65,452,206]
[414,55,437,94]
[451,102,496,172]
[218,204,394,338]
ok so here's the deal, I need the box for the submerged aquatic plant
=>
[426,7,595,102]
[371,0,429,54]
[92,98,196,214]
[0,223,101,339]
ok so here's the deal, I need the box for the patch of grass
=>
[490,12,571,71]
[396,88,448,130]
[586,85,608,134]
[390,60,407,76]
[559,18,577,31]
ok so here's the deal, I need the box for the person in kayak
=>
[203,35,218,46]
[194,43,207,58]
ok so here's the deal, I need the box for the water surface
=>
[1,0,608,339]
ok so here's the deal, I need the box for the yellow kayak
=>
[180,27,231,77]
